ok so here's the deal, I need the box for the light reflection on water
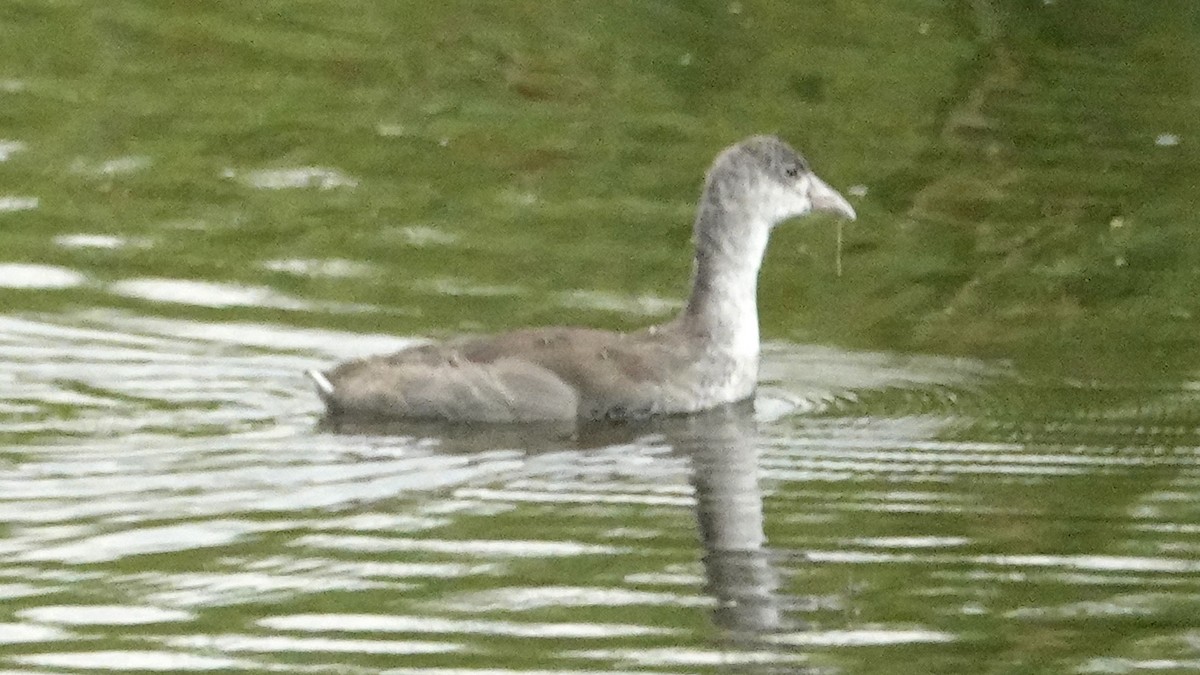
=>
[2,312,1199,672]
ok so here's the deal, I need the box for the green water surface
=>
[2,1,1200,674]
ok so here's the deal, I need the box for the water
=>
[3,313,1199,673]
[3,1,1200,673]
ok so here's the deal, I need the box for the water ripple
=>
[1,311,1198,672]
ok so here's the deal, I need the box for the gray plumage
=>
[309,135,856,423]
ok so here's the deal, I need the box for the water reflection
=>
[665,404,783,635]
[331,401,787,636]
[0,263,85,289]
[1,311,1199,672]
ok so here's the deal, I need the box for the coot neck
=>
[680,180,771,361]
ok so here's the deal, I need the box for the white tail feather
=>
[306,369,335,402]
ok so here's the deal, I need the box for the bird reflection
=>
[656,402,785,634]
[319,401,785,634]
